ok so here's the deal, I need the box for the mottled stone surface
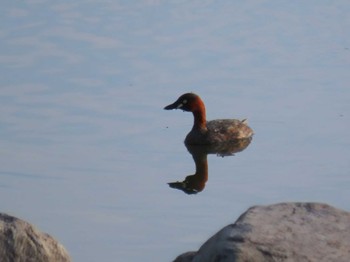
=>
[174,202,350,262]
[0,213,71,262]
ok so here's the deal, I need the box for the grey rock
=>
[0,213,71,262]
[174,202,350,262]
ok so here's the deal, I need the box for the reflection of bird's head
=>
[168,179,201,195]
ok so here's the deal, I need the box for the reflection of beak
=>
[164,102,182,110]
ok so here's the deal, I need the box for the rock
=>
[174,202,350,262]
[0,213,71,262]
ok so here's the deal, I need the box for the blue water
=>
[1,1,350,261]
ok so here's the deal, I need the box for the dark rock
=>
[0,213,71,262]
[174,202,350,262]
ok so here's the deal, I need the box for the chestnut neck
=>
[191,154,208,191]
[191,98,207,130]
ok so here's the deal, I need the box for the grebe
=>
[164,93,254,145]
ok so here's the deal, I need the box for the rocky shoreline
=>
[0,213,71,262]
[174,202,350,262]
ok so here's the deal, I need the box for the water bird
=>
[164,93,253,144]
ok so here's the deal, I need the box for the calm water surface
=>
[1,1,350,261]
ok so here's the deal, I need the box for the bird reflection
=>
[168,138,252,194]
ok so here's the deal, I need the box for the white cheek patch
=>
[176,99,187,109]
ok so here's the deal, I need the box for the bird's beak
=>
[164,101,182,110]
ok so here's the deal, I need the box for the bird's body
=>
[164,93,253,145]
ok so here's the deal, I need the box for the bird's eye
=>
[183,99,187,104]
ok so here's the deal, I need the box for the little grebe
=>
[164,93,254,145]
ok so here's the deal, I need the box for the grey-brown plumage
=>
[164,93,254,145]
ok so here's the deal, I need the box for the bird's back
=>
[185,119,253,144]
